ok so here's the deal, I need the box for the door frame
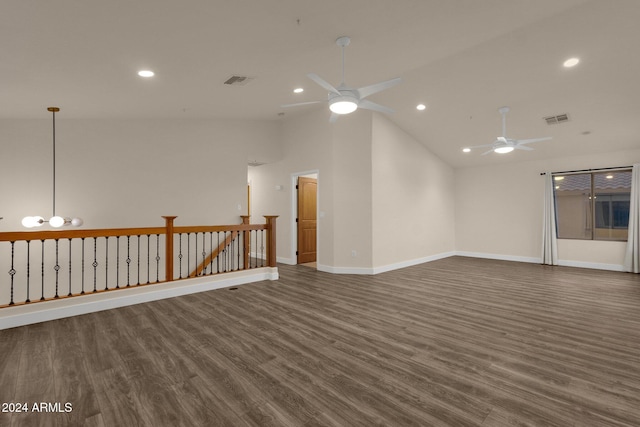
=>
[290,170,320,266]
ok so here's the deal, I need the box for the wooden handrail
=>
[0,215,278,308]
[0,224,268,242]
[172,223,266,234]
[0,227,166,242]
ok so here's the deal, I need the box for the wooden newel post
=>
[264,216,278,267]
[241,215,250,268]
[162,216,177,281]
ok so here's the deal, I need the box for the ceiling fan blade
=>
[358,99,395,114]
[481,149,495,156]
[466,140,498,150]
[280,100,324,108]
[280,101,327,108]
[357,77,402,99]
[516,137,552,145]
[307,73,341,95]
[466,142,496,149]
[515,145,534,151]
[329,112,339,123]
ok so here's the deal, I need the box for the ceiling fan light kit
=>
[329,91,359,114]
[494,146,514,154]
[464,106,551,155]
[282,36,401,121]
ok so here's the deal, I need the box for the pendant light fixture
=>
[22,107,83,228]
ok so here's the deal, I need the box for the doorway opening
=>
[292,171,318,268]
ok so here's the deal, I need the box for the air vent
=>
[223,75,255,86]
[248,161,266,167]
[543,113,570,125]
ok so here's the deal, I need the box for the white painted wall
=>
[1,118,280,231]
[248,108,376,272]
[455,148,640,270]
[372,114,456,270]
[331,112,373,270]
[3,113,637,283]
[247,108,334,266]
[249,109,456,274]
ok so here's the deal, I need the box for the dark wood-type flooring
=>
[1,256,640,426]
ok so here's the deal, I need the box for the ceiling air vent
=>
[223,75,255,86]
[543,113,570,125]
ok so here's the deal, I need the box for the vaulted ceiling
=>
[2,0,639,167]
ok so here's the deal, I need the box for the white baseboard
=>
[455,251,541,264]
[0,267,278,331]
[454,251,625,272]
[372,251,456,274]
[277,256,296,265]
[315,251,457,275]
[317,264,374,275]
[557,259,625,272]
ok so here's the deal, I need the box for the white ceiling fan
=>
[281,36,402,122]
[465,106,551,154]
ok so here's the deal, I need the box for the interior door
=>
[297,177,317,264]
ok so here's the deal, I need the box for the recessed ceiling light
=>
[563,57,580,68]
[462,148,471,153]
[606,174,613,179]
[138,70,155,77]
[416,104,426,111]
[293,88,304,93]
[555,185,560,189]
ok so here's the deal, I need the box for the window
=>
[554,170,632,241]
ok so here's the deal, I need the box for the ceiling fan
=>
[281,36,402,122]
[465,106,551,155]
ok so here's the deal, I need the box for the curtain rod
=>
[539,165,633,176]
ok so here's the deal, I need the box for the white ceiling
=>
[2,0,639,168]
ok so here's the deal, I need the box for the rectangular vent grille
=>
[543,113,570,125]
[224,75,255,86]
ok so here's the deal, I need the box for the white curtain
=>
[624,163,640,273]
[542,172,558,265]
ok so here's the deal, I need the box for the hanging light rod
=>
[22,107,83,229]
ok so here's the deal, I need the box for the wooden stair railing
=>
[189,231,239,278]
[0,215,278,308]
[189,215,250,278]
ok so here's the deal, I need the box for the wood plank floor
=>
[1,256,640,426]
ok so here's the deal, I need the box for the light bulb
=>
[49,216,65,228]
[494,146,514,154]
[329,100,358,115]
[71,217,84,227]
[22,216,45,228]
